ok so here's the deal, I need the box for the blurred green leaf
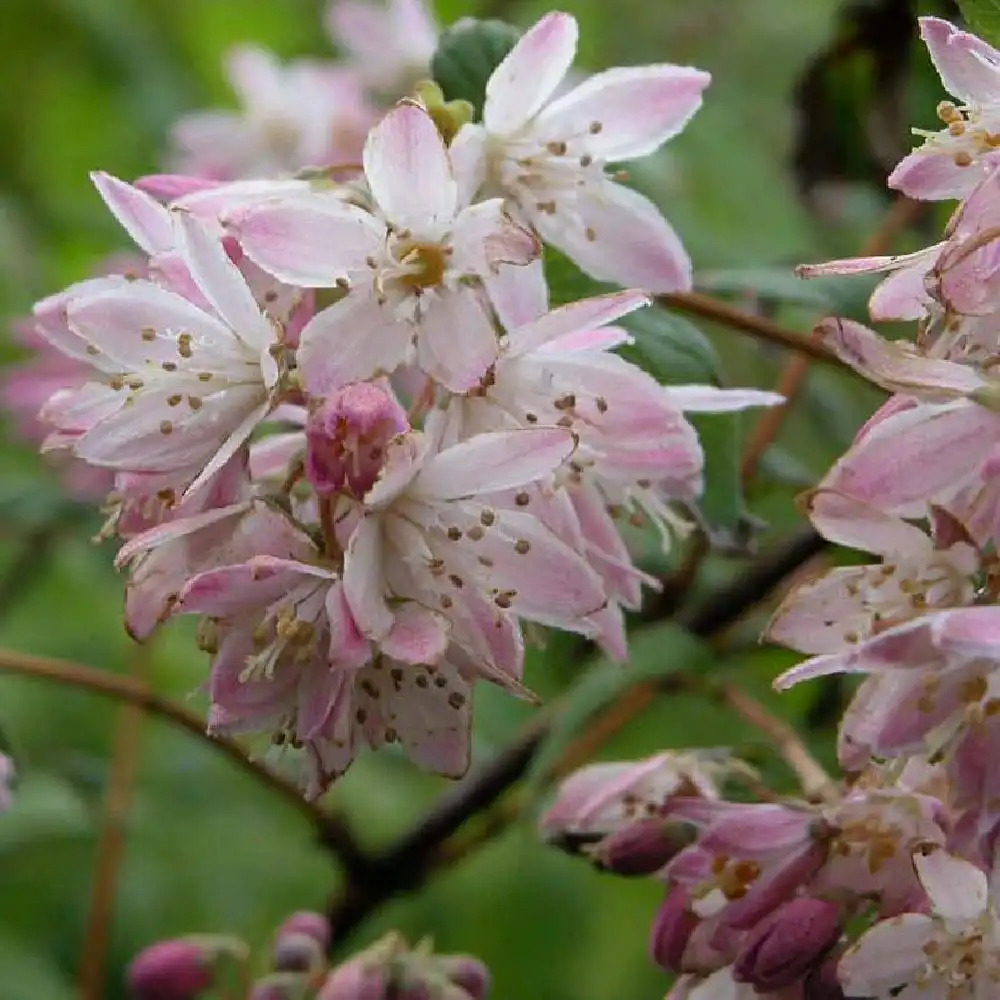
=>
[688,412,751,541]
[431,18,521,112]
[619,309,721,386]
[697,267,851,310]
[958,0,1000,44]
[0,773,91,855]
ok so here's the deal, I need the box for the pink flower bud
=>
[306,383,409,497]
[127,939,213,1000]
[649,888,697,973]
[317,956,388,1000]
[592,819,695,876]
[439,955,491,999]
[273,911,330,972]
[733,898,841,991]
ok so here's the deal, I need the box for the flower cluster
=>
[3,3,780,797]
[127,911,489,1000]
[541,17,1000,1000]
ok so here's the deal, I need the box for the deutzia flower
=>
[227,100,539,393]
[839,850,1000,1000]
[453,11,710,292]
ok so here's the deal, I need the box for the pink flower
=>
[453,12,710,292]
[766,491,979,655]
[41,213,284,496]
[169,46,374,180]
[775,607,1000,769]
[227,101,539,394]
[325,0,437,94]
[341,426,607,676]
[127,939,217,1000]
[890,18,1000,201]
[838,849,1000,1000]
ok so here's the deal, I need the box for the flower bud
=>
[439,955,491,999]
[317,956,388,1000]
[127,939,214,1000]
[649,888,697,973]
[250,974,306,1000]
[733,898,841,991]
[592,818,695,876]
[305,383,409,497]
[273,911,330,973]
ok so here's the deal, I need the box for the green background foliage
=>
[0,0,951,996]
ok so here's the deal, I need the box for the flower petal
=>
[413,428,573,500]
[483,12,578,135]
[919,16,1000,104]
[450,199,539,275]
[537,64,710,161]
[297,293,412,395]
[91,172,173,256]
[838,913,935,996]
[343,516,394,639]
[483,258,550,331]
[382,603,449,664]
[534,180,691,293]
[914,848,988,921]
[363,101,457,238]
[416,290,498,392]
[665,386,784,412]
[226,193,380,287]
[889,150,982,201]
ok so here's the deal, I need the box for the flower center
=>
[393,240,448,290]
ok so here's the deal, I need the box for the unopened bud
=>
[733,898,841,991]
[273,911,330,973]
[592,819,695,876]
[127,939,214,1000]
[649,888,697,973]
[250,974,306,1000]
[439,955,491,999]
[317,956,388,1000]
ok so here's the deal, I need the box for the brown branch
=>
[78,643,151,1000]
[0,648,370,877]
[326,529,827,948]
[657,291,837,362]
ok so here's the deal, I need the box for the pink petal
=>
[91,172,173,256]
[450,199,539,275]
[175,214,274,354]
[180,557,320,618]
[297,293,412,395]
[226,194,380,288]
[870,252,941,320]
[135,173,221,200]
[413,428,573,500]
[484,12,578,135]
[363,101,457,239]
[537,64,710,161]
[416,290,498,392]
[343,516,394,639]
[449,124,488,208]
[839,915,936,995]
[534,180,691,293]
[483,258,549,331]
[888,150,981,201]
[506,288,649,356]
[919,16,1000,104]
[183,399,270,498]
[914,849,988,920]
[382,603,449,664]
[364,433,427,509]
[815,317,985,398]
[821,400,999,517]
[806,490,933,555]
[665,386,783,412]
[324,579,370,669]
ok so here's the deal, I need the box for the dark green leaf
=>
[697,267,847,310]
[619,308,721,387]
[543,246,607,306]
[958,0,1000,45]
[431,18,521,113]
[688,412,755,544]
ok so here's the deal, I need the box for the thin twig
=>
[326,529,827,947]
[0,648,370,876]
[717,681,837,804]
[78,643,151,1000]
[657,292,837,363]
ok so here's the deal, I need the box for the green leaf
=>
[697,267,845,309]
[430,18,521,113]
[542,247,607,306]
[688,412,755,543]
[619,308,721,387]
[958,0,1000,47]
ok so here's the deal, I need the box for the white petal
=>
[839,914,936,995]
[915,849,989,921]
[483,258,549,331]
[363,101,457,239]
[536,64,710,161]
[344,516,394,639]
[665,386,784,412]
[412,428,573,500]
[450,199,539,276]
[91,172,173,255]
[174,213,275,353]
[416,290,498,392]
[483,12,578,135]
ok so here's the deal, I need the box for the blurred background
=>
[0,0,961,997]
